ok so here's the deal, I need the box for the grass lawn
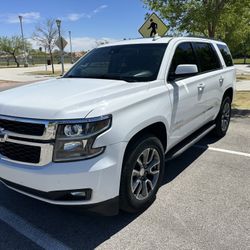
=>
[233,58,250,64]
[233,91,250,109]
[237,75,250,81]
[0,64,45,69]
[28,70,62,76]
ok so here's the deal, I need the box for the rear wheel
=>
[213,96,232,137]
[120,135,164,213]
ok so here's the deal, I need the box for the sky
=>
[0,0,150,51]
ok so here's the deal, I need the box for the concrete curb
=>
[232,109,250,117]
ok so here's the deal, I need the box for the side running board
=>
[165,123,216,161]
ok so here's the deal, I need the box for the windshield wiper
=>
[119,76,139,82]
[88,74,139,82]
[65,75,83,78]
[65,74,140,82]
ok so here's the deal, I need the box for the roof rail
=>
[183,35,222,42]
[161,35,223,42]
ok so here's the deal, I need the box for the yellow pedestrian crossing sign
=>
[139,13,168,38]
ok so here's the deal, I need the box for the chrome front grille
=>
[0,115,56,166]
[0,141,41,164]
[0,118,45,136]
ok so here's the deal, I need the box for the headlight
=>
[53,115,112,162]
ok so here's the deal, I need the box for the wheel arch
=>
[123,122,168,160]
[222,87,234,102]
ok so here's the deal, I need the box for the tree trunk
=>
[244,53,247,64]
[49,47,55,74]
[12,54,19,67]
[243,45,247,64]
[208,22,216,38]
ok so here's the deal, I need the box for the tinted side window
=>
[217,44,233,66]
[193,42,221,72]
[168,42,198,79]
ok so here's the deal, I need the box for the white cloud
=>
[65,13,90,21]
[93,5,108,14]
[29,36,119,52]
[1,12,40,24]
[63,4,108,22]
[70,37,118,51]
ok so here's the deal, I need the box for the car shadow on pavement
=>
[0,134,220,250]
[163,132,225,186]
[163,145,208,185]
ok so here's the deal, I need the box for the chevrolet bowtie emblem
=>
[0,127,7,143]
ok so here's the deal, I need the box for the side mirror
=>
[175,64,198,75]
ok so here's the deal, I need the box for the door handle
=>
[219,76,224,85]
[197,83,205,91]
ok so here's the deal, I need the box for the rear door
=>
[216,43,236,98]
[192,42,224,120]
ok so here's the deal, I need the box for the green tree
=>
[0,36,31,67]
[142,0,250,38]
[33,19,58,73]
[218,2,250,61]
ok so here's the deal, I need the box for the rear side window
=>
[168,42,198,77]
[217,44,233,66]
[193,42,221,73]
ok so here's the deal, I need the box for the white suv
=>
[0,37,235,215]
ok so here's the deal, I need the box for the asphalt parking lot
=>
[0,114,249,250]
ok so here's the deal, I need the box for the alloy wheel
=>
[221,102,230,132]
[130,148,160,200]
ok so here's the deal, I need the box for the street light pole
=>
[69,31,73,64]
[18,15,28,67]
[56,19,64,75]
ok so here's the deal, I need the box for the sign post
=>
[56,19,68,75]
[139,13,168,38]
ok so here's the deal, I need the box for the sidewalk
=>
[0,64,72,82]
[235,64,250,91]
[235,64,250,74]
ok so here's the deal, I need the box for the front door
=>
[166,42,208,145]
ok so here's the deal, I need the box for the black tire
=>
[213,96,232,138]
[120,134,165,213]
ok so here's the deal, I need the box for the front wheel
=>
[120,135,165,213]
[213,96,232,137]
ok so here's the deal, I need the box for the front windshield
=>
[64,43,168,82]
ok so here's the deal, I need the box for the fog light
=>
[63,141,81,151]
[63,140,87,151]
[70,191,86,197]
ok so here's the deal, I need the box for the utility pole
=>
[18,15,28,67]
[56,19,64,75]
[69,31,73,64]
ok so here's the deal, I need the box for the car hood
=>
[0,78,149,119]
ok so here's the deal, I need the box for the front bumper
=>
[0,142,126,210]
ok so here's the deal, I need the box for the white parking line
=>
[194,145,250,158]
[0,206,71,250]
